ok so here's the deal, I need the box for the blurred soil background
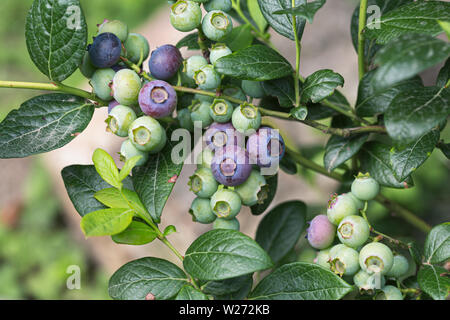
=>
[0,0,448,299]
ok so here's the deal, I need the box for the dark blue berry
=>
[149,45,183,80]
[89,33,122,68]
[211,145,252,187]
[139,80,177,118]
[204,122,244,150]
[247,127,285,168]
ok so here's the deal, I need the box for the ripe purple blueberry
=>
[204,122,244,150]
[149,45,183,80]
[139,80,177,118]
[247,127,285,168]
[211,145,252,187]
[89,33,122,68]
[307,214,336,250]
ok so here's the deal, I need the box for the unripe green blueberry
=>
[209,99,233,123]
[188,167,219,198]
[241,80,265,98]
[314,248,331,269]
[80,51,96,78]
[210,43,232,65]
[189,197,217,224]
[213,217,240,230]
[194,64,221,90]
[124,33,150,65]
[170,0,202,32]
[346,192,364,211]
[106,105,137,137]
[351,174,380,201]
[337,215,370,248]
[91,68,115,101]
[359,242,394,275]
[128,116,167,153]
[234,170,267,206]
[197,148,214,169]
[202,10,233,41]
[329,245,360,276]
[184,55,208,78]
[210,188,242,220]
[98,19,129,42]
[232,103,262,133]
[327,193,358,226]
[353,270,386,292]
[204,0,232,12]
[190,100,213,128]
[376,285,403,300]
[119,139,149,166]
[385,255,409,279]
[112,69,142,106]
[223,85,247,104]
[177,108,194,131]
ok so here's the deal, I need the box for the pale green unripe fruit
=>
[327,193,358,225]
[385,255,409,278]
[184,55,208,78]
[337,215,370,248]
[112,69,142,106]
[188,167,218,198]
[194,64,221,90]
[329,245,360,276]
[190,100,213,128]
[359,242,394,275]
[190,197,217,224]
[232,103,262,133]
[213,217,240,230]
[234,170,267,206]
[346,192,364,210]
[202,10,233,41]
[351,175,380,201]
[353,270,385,292]
[98,19,129,42]
[124,33,150,65]
[91,68,115,101]
[209,99,233,123]
[242,80,266,98]
[210,43,232,65]
[128,116,167,153]
[119,139,149,166]
[376,285,403,300]
[204,0,232,12]
[197,148,214,169]
[170,0,202,32]
[106,105,137,137]
[177,108,194,131]
[210,188,242,220]
[80,51,96,78]
[314,248,331,269]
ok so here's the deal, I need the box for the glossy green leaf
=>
[0,94,94,159]
[175,285,208,300]
[202,274,253,300]
[183,229,273,281]
[408,241,423,266]
[324,134,369,172]
[273,0,326,23]
[119,155,142,182]
[94,188,145,212]
[163,225,177,237]
[248,0,268,32]
[255,201,306,263]
[290,106,308,121]
[92,148,121,190]
[225,24,254,52]
[176,32,211,50]
[109,257,188,300]
[418,265,450,300]
[301,70,344,104]
[80,208,134,237]
[438,20,450,40]
[112,221,157,245]
[248,262,353,300]
[437,58,450,88]
[424,223,450,264]
[251,173,278,215]
[307,90,351,120]
[438,142,450,159]
[262,76,296,108]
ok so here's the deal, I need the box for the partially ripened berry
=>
[139,80,177,118]
[307,215,336,250]
[170,0,202,32]
[210,188,242,219]
[194,64,221,90]
[204,122,244,150]
[184,55,208,78]
[190,100,213,128]
[128,116,167,153]
[213,217,240,230]
[188,167,218,198]
[385,255,409,279]
[89,33,122,68]
[202,10,233,41]
[329,244,360,276]
[232,103,261,133]
[119,139,149,166]
[353,270,385,292]
[112,69,142,106]
[106,105,137,137]
[351,174,380,201]
[124,33,150,65]
[234,170,267,206]
[209,99,233,123]
[359,242,394,275]
[189,197,217,224]
[327,193,358,225]
[314,248,331,269]
[149,45,183,80]
[337,215,370,248]
[242,80,266,98]
[91,68,115,101]
[80,51,96,78]
[211,145,252,186]
[247,127,285,168]
[204,0,232,12]
[210,43,232,65]
[197,148,214,169]
[177,108,194,131]
[376,285,403,300]
[98,19,129,42]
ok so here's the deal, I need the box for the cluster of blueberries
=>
[79,1,287,231]
[307,174,409,299]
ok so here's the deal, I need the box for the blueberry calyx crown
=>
[211,12,229,30]
[132,126,152,146]
[327,193,338,209]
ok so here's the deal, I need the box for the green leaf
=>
[438,20,450,40]
[372,34,450,90]
[94,188,145,213]
[26,0,87,81]
[417,265,450,300]
[290,106,308,121]
[119,155,142,182]
[279,152,298,175]
[248,262,353,300]
[390,129,440,181]
[80,208,134,237]
[301,70,344,104]
[175,285,208,300]
[262,76,296,108]
[360,141,413,188]
[408,241,423,266]
[385,87,450,144]
[356,70,423,117]
[163,225,177,237]
[215,45,293,81]
[251,173,278,216]
[108,257,188,300]
[255,201,306,264]
[324,134,369,172]
[183,229,273,281]
[203,274,253,300]
[438,142,450,159]
[248,0,268,32]
[424,223,450,264]
[224,24,254,52]
[112,221,157,245]
[132,134,183,223]
[307,90,351,120]
[437,58,450,88]
[92,148,122,190]
[176,32,211,50]
[273,0,326,24]
[0,94,94,159]
[365,1,450,44]
[257,0,306,40]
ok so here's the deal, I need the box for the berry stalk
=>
[358,0,368,80]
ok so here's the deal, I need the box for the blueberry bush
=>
[0,0,449,300]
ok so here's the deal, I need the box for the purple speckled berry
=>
[204,122,244,150]
[211,145,252,187]
[247,126,285,167]
[108,100,120,113]
[307,214,337,250]
[139,80,177,118]
[149,44,183,80]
